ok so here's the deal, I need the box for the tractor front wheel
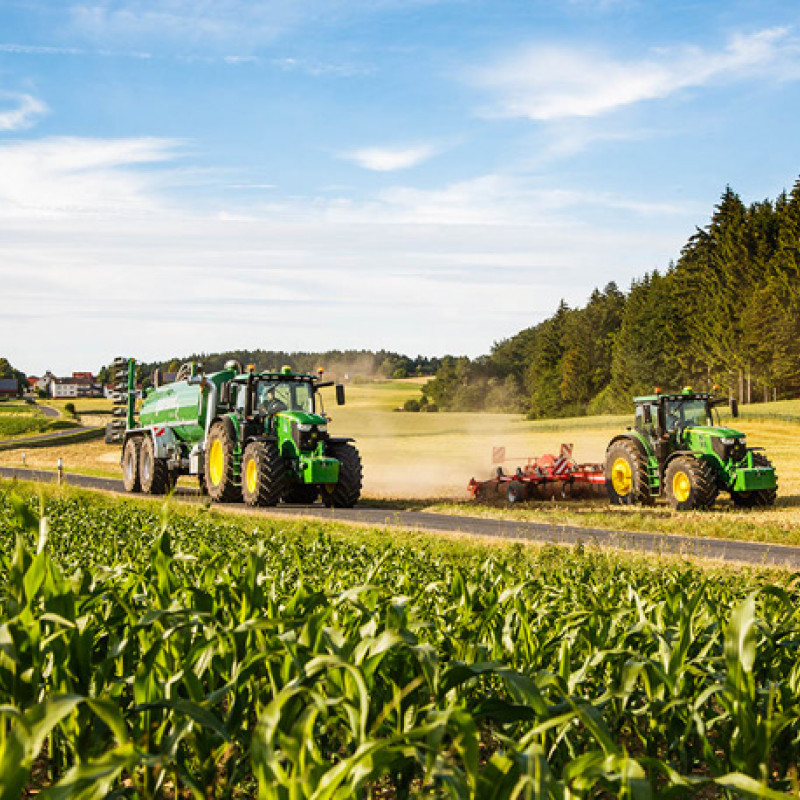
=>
[665,456,718,511]
[205,421,240,502]
[122,437,141,492]
[605,439,652,506]
[140,436,169,495]
[731,453,777,508]
[241,441,286,507]
[322,442,363,508]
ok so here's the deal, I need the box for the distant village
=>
[0,371,107,399]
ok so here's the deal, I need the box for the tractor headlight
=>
[297,423,312,432]
[720,438,736,445]
[298,423,327,433]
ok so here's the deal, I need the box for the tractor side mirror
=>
[730,399,739,418]
[336,384,346,405]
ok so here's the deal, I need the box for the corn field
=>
[0,485,799,799]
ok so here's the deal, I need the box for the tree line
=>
[116,350,443,387]
[423,178,800,417]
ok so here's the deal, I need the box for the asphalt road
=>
[2,466,799,569]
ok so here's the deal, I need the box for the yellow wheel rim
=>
[611,457,632,495]
[245,457,258,494]
[672,471,691,503]
[209,440,224,486]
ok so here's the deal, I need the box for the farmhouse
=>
[48,372,104,398]
[0,378,18,397]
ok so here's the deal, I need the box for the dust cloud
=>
[346,408,611,500]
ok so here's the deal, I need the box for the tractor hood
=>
[683,425,748,465]
[689,426,745,440]
[275,409,328,427]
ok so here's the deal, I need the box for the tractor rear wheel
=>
[322,442,363,508]
[665,456,718,511]
[241,441,286,506]
[139,436,169,494]
[122,437,141,492]
[605,439,652,506]
[731,452,778,508]
[205,421,240,502]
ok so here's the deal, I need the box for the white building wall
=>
[51,381,78,398]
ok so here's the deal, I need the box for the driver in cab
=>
[260,387,287,416]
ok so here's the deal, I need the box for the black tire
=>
[665,456,718,511]
[731,452,778,508]
[122,437,141,493]
[204,421,240,502]
[506,481,527,504]
[282,483,320,504]
[605,438,652,506]
[241,441,286,507]
[322,442,363,508]
[139,436,169,495]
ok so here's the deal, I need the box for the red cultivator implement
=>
[468,444,606,503]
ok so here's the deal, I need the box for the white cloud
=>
[471,27,800,121]
[341,144,439,172]
[0,137,181,216]
[0,92,48,131]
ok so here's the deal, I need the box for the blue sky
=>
[1,0,800,375]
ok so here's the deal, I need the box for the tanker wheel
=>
[205,421,241,502]
[322,442,363,508]
[605,439,653,506]
[241,441,286,507]
[122,437,141,493]
[731,452,777,508]
[665,456,718,511]
[139,436,169,495]
[282,483,320,504]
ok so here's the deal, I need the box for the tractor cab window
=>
[256,381,314,414]
[634,403,658,439]
[663,398,711,432]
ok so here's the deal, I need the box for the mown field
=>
[0,400,79,439]
[1,481,799,798]
[3,383,800,548]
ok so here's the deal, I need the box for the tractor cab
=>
[633,388,734,446]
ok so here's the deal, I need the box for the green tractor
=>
[605,388,777,510]
[116,358,362,507]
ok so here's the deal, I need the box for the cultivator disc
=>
[469,444,606,503]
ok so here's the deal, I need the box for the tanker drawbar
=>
[116,358,362,508]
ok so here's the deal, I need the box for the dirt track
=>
[3,466,800,569]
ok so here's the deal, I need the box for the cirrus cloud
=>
[470,27,800,121]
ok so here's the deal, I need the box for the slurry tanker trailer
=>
[112,358,361,507]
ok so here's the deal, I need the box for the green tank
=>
[117,359,362,508]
